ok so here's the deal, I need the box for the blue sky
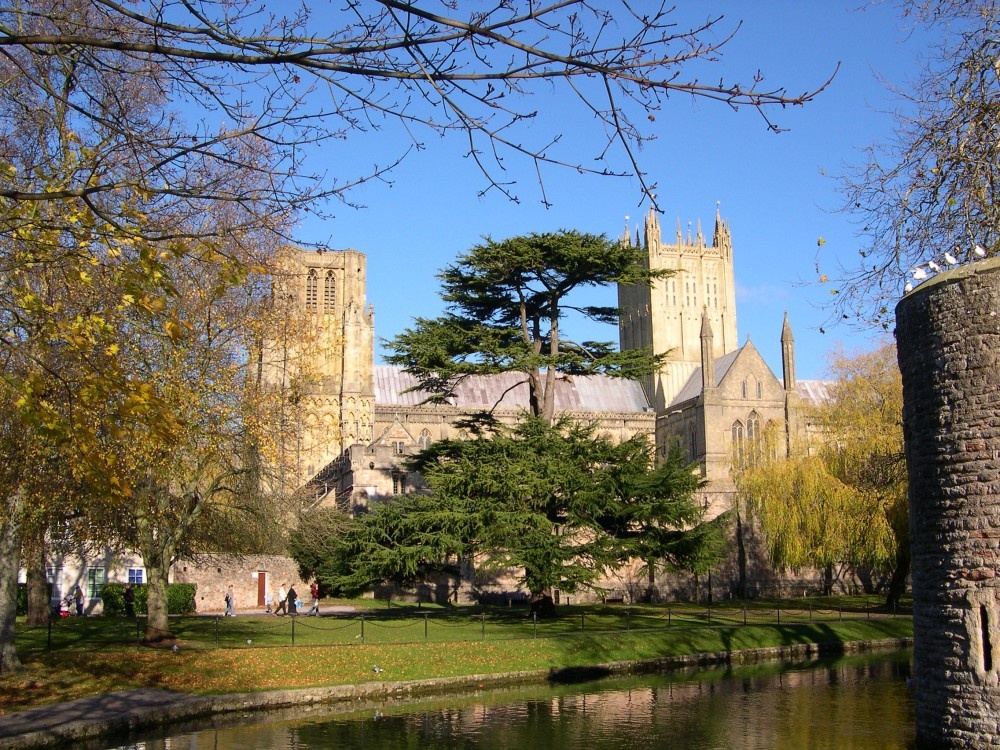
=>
[295,2,928,381]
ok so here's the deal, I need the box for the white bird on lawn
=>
[944,251,958,265]
[372,665,384,674]
[975,244,987,258]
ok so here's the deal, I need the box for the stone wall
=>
[172,554,304,614]
[896,257,1000,748]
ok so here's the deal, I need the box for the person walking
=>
[274,584,287,616]
[224,584,235,616]
[73,584,84,617]
[307,581,320,616]
[286,584,298,616]
[124,583,136,618]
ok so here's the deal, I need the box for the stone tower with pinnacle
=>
[618,204,738,412]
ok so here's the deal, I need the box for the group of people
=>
[264,582,320,616]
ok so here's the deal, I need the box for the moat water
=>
[107,650,914,749]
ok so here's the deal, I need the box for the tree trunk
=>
[142,551,174,644]
[884,542,910,610]
[823,562,834,596]
[24,524,49,626]
[735,508,748,599]
[0,492,24,673]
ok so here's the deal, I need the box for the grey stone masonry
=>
[896,257,1000,748]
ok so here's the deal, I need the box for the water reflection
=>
[108,651,914,750]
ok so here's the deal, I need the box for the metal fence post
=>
[424,613,429,642]
[215,616,220,648]
[481,613,486,641]
[291,616,296,646]
[361,614,365,644]
[626,610,630,633]
[533,612,537,639]
[581,613,585,631]
[743,606,747,626]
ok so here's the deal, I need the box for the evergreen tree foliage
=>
[297,417,725,603]
[384,231,670,425]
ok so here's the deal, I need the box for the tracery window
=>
[305,269,318,310]
[323,270,335,311]
[747,411,763,464]
[418,429,432,450]
[732,420,745,466]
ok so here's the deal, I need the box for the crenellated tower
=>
[618,205,738,412]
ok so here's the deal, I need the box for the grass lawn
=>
[0,598,913,716]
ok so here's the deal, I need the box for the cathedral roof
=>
[669,348,743,406]
[669,343,834,408]
[374,365,651,413]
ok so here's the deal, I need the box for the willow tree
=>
[385,231,669,425]
[735,343,906,604]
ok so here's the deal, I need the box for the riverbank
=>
[0,618,913,750]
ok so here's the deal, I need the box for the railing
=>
[20,599,910,652]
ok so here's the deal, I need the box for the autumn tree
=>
[385,231,669,425]
[734,343,906,605]
[826,1,1000,328]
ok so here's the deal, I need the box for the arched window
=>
[741,380,747,399]
[305,269,318,310]
[323,270,335,311]
[757,381,763,399]
[688,422,697,461]
[418,429,432,450]
[732,420,745,466]
[747,411,763,464]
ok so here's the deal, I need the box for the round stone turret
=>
[896,257,1000,748]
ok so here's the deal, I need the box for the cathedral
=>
[269,206,830,600]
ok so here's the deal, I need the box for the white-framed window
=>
[87,568,105,599]
[392,440,405,455]
[392,473,405,495]
[128,569,144,585]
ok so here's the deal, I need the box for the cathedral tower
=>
[618,205,738,412]
[264,247,375,481]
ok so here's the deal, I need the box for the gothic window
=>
[418,429,432,450]
[688,422,697,461]
[305,269,318,310]
[747,411,763,464]
[323,270,335,311]
[757,381,763,399]
[732,420,745,466]
[741,380,747,399]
